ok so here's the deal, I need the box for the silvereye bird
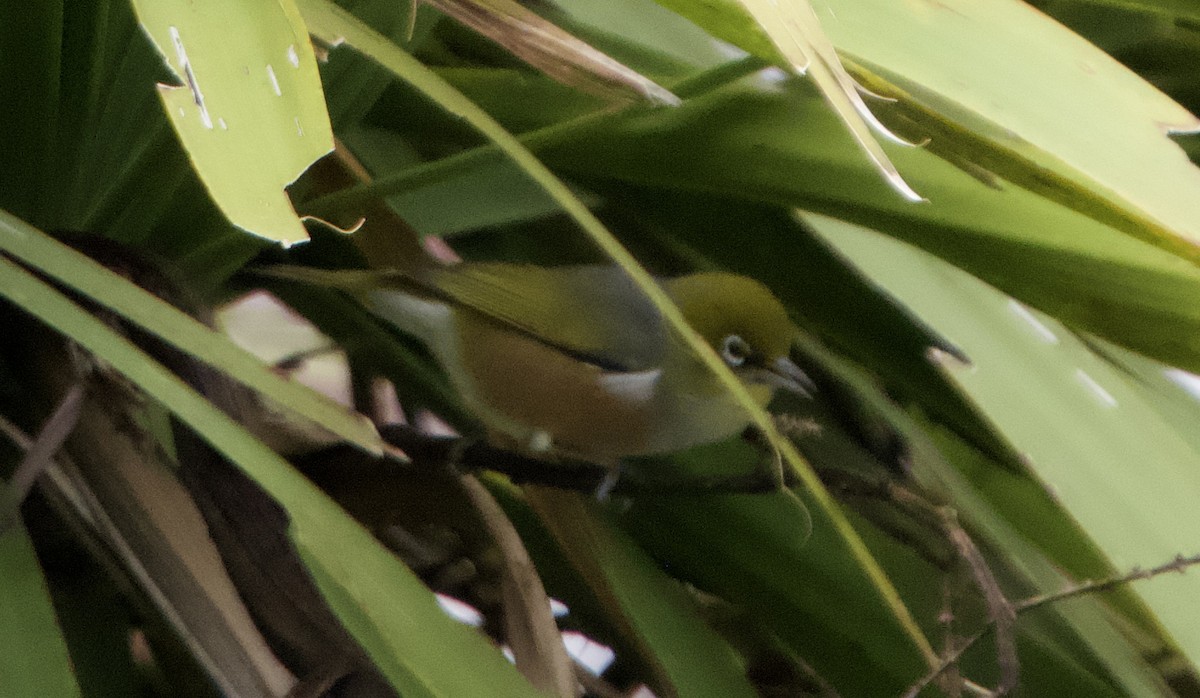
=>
[267,263,813,462]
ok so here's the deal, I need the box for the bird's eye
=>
[720,334,752,367]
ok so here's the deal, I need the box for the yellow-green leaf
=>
[131,0,333,245]
[807,211,1200,679]
[821,0,1200,262]
[652,0,921,201]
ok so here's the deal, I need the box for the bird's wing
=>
[418,263,667,372]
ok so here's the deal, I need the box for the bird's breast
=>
[454,313,661,458]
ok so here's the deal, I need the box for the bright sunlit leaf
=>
[820,0,1200,262]
[131,0,334,245]
[652,0,922,201]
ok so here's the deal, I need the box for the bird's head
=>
[665,272,814,400]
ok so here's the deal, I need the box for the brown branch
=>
[457,475,577,697]
[1014,553,1200,615]
[0,383,85,532]
[938,508,1017,695]
[936,577,963,698]
[901,553,1200,698]
[376,424,782,495]
[815,468,1019,695]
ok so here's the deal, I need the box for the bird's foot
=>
[593,462,623,501]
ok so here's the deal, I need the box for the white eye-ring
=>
[721,334,752,367]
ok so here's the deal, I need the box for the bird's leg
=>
[593,461,623,501]
[518,429,623,500]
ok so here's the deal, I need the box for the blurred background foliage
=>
[3,0,1200,696]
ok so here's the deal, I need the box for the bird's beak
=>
[768,356,816,398]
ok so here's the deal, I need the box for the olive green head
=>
[664,272,813,400]
[666,272,795,361]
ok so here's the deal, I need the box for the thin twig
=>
[457,475,577,697]
[377,424,782,495]
[0,383,85,531]
[937,576,962,698]
[901,553,1200,697]
[1015,552,1200,614]
[938,508,1018,695]
[902,627,988,698]
[816,467,1021,695]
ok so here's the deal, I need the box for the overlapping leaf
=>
[131,0,334,244]
[806,211,1200,675]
